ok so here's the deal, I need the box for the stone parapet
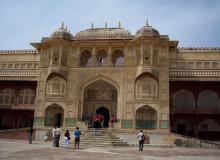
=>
[178,47,220,52]
[0,50,38,54]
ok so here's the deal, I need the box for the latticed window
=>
[18,88,35,104]
[0,88,15,104]
[197,90,219,108]
[46,76,66,95]
[174,90,194,108]
[135,77,158,100]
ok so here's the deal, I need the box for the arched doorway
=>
[136,105,157,129]
[44,104,64,127]
[82,79,117,128]
[96,107,110,127]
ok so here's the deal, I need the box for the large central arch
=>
[82,79,117,127]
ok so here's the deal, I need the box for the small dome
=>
[136,23,159,38]
[50,23,73,40]
[75,28,132,40]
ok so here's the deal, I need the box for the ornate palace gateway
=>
[0,23,220,141]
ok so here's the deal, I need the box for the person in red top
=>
[93,114,100,135]
[110,114,116,128]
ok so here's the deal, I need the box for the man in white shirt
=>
[137,130,145,151]
[54,126,62,147]
[52,126,56,147]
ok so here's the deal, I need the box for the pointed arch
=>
[80,49,92,67]
[174,90,195,108]
[18,88,35,104]
[112,49,124,66]
[44,103,64,127]
[81,74,120,92]
[46,74,66,96]
[197,90,219,108]
[81,78,117,125]
[135,72,158,100]
[96,49,108,66]
[0,88,15,104]
[136,105,157,129]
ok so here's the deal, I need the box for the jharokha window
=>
[18,88,35,104]
[0,88,15,105]
[135,77,158,100]
[46,76,66,96]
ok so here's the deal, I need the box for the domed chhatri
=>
[136,21,160,38]
[49,22,73,40]
[75,27,132,40]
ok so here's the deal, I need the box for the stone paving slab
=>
[0,139,220,160]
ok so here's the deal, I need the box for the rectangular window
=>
[0,96,3,104]
[204,62,210,69]
[179,62,186,69]
[5,95,9,104]
[212,62,218,68]
[188,62,194,69]
[196,62,202,69]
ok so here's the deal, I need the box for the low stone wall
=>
[0,128,35,140]
[112,130,178,145]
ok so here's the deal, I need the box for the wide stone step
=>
[62,128,128,147]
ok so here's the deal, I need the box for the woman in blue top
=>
[74,127,81,149]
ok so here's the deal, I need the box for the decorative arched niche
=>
[135,73,158,100]
[46,74,66,97]
[136,105,157,129]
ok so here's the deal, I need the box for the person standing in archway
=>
[93,115,100,135]
[110,114,116,128]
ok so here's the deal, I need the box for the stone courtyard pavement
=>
[0,139,220,160]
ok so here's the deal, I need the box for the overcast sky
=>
[0,0,220,50]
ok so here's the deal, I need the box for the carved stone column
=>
[107,46,113,66]
[140,42,144,65]
[92,47,97,66]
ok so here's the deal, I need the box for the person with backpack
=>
[137,130,145,151]
[74,127,81,149]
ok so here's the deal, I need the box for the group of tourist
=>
[51,126,145,151]
[52,126,81,149]
[85,114,117,128]
[28,120,146,151]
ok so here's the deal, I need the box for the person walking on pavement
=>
[138,130,145,151]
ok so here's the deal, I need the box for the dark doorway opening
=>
[55,113,62,127]
[177,124,186,135]
[96,107,110,127]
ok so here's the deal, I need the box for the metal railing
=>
[173,133,220,149]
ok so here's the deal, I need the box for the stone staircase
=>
[61,128,128,148]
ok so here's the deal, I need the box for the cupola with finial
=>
[49,22,74,40]
[136,20,160,38]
